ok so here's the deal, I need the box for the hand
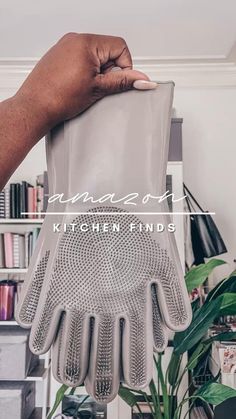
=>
[0,33,155,189]
[17,33,154,127]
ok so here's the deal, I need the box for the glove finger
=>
[29,295,62,355]
[15,248,50,327]
[122,291,153,389]
[152,252,192,332]
[154,275,191,332]
[85,316,120,404]
[52,311,90,386]
[151,284,168,352]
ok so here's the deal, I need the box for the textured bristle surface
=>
[55,311,85,385]
[19,250,50,325]
[94,316,116,401]
[29,207,188,400]
[151,284,166,351]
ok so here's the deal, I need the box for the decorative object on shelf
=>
[16,85,192,404]
[0,280,16,320]
[0,381,35,419]
[184,184,227,265]
[0,326,38,379]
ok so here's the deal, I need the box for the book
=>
[28,231,33,259]
[20,181,28,219]
[37,185,44,215]
[0,190,5,218]
[4,185,10,218]
[4,232,13,268]
[27,186,35,219]
[33,187,38,218]
[15,183,21,219]
[19,235,25,268]
[24,232,30,267]
[13,234,20,268]
[0,233,5,267]
[10,183,16,219]
[36,173,44,187]
[32,227,40,252]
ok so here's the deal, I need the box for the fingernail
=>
[133,80,158,90]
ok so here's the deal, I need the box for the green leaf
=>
[195,382,236,405]
[149,379,162,418]
[119,387,144,418]
[203,331,236,345]
[154,354,169,419]
[74,395,90,416]
[174,291,236,355]
[118,386,139,408]
[191,297,200,313]
[168,352,182,386]
[185,259,226,293]
[187,342,211,370]
[219,293,236,315]
[174,296,223,354]
[47,384,69,419]
[206,270,236,302]
[173,307,198,349]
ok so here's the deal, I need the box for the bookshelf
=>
[0,73,49,417]
[0,219,44,224]
[0,268,28,273]
[0,176,49,418]
[26,360,50,382]
[0,320,18,325]
[0,359,50,383]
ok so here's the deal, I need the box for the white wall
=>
[0,0,235,58]
[174,86,236,281]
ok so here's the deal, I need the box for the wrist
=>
[13,87,57,145]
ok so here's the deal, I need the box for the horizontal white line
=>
[21,212,215,216]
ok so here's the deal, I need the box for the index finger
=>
[96,35,133,70]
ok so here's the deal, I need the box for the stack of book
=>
[0,228,40,268]
[0,172,48,219]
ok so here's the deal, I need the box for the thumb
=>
[94,69,152,96]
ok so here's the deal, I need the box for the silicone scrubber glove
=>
[15,127,65,328]
[16,83,192,403]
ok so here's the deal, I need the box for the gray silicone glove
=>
[16,84,192,403]
[15,126,64,328]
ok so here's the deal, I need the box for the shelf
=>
[26,360,49,382]
[30,407,42,419]
[30,407,50,419]
[0,219,44,224]
[0,361,50,382]
[0,268,28,273]
[0,320,18,325]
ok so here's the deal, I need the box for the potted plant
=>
[48,259,236,419]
